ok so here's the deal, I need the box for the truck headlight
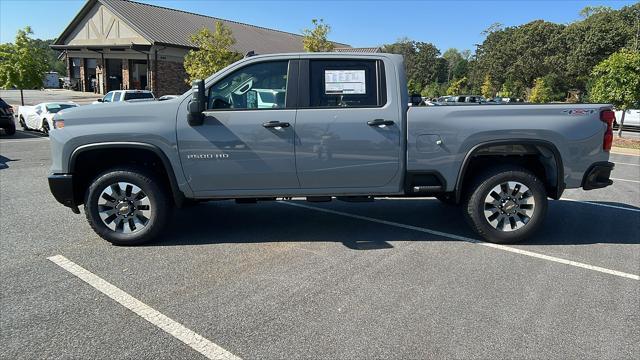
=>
[53,119,64,129]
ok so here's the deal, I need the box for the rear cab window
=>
[124,92,154,101]
[304,59,386,108]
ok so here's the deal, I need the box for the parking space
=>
[1,137,638,359]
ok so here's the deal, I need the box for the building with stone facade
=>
[52,0,350,97]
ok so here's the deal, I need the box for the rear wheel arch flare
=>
[455,139,564,202]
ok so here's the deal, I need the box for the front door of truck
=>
[177,60,299,195]
[294,58,401,191]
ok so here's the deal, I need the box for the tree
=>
[0,27,49,105]
[302,19,335,52]
[447,77,467,95]
[529,77,553,103]
[481,74,494,98]
[382,39,442,92]
[580,6,612,18]
[589,49,640,136]
[184,22,242,82]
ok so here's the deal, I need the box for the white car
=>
[18,102,78,135]
[93,90,155,104]
[614,109,640,129]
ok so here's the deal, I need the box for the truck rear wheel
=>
[84,167,171,245]
[464,166,547,244]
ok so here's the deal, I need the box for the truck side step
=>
[412,185,443,193]
[306,196,332,202]
[336,196,374,203]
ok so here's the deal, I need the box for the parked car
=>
[614,109,640,130]
[48,52,615,246]
[18,102,78,135]
[441,95,486,105]
[0,97,16,135]
[158,95,179,101]
[94,90,155,104]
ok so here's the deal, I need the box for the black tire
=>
[84,167,172,245]
[41,121,49,135]
[19,116,27,130]
[3,122,16,136]
[463,166,547,244]
[435,193,458,205]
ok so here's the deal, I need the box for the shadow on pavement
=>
[0,155,19,170]
[0,129,47,140]
[150,198,640,248]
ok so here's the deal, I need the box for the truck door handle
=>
[367,119,395,127]
[262,121,290,129]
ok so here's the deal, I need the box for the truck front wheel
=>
[464,166,547,244]
[84,167,171,245]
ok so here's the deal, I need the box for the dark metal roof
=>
[55,0,350,54]
[335,47,381,53]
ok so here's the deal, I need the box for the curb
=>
[611,147,640,156]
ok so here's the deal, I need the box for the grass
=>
[613,136,640,150]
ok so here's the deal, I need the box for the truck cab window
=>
[103,92,114,103]
[308,60,384,108]
[207,61,289,110]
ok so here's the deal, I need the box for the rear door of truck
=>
[294,57,403,191]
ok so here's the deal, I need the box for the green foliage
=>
[382,39,443,92]
[589,49,640,110]
[32,38,67,75]
[184,23,242,82]
[529,77,553,103]
[481,74,494,98]
[472,3,638,96]
[442,48,470,81]
[580,6,612,18]
[0,27,49,90]
[421,82,447,98]
[302,19,335,52]
[447,77,467,95]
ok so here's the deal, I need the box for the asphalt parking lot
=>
[1,129,638,359]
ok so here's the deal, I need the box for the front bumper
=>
[582,161,614,190]
[48,174,80,213]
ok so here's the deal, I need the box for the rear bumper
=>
[48,174,80,213]
[582,161,614,190]
[0,115,14,127]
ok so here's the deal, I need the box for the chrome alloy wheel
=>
[97,182,151,233]
[483,181,535,232]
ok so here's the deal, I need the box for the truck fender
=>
[454,139,564,202]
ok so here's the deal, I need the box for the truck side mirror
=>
[187,79,206,126]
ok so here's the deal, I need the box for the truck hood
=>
[53,100,180,127]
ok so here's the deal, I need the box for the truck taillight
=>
[600,110,615,152]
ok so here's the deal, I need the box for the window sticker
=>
[324,70,366,95]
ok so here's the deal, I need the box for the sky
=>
[0,0,637,52]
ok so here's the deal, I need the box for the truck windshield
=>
[124,92,154,101]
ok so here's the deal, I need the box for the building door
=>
[130,60,148,90]
[85,59,97,93]
[106,59,122,92]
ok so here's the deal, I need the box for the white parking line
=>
[611,177,640,184]
[0,138,49,144]
[280,202,640,281]
[560,198,640,213]
[615,162,640,167]
[48,255,241,360]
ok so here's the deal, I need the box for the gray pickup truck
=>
[48,53,615,245]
